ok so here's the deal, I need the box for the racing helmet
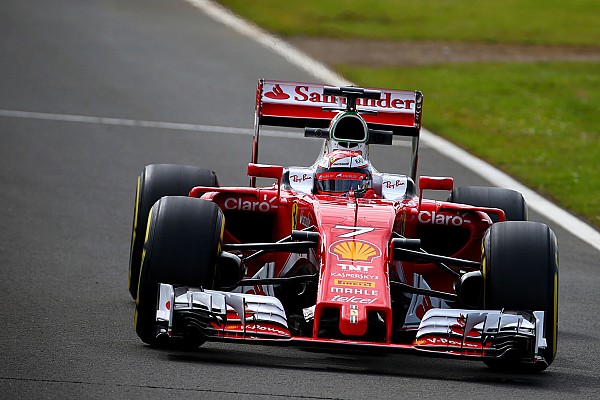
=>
[315,150,372,195]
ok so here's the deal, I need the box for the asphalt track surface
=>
[1,1,598,399]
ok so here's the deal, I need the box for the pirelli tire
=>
[448,186,527,222]
[128,164,218,300]
[482,221,559,372]
[135,196,224,346]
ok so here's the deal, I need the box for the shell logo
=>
[330,240,381,262]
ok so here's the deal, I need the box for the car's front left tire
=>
[134,196,224,346]
[448,186,527,222]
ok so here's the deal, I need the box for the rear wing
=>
[256,79,422,135]
[252,79,423,184]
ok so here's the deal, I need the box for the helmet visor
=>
[316,171,370,194]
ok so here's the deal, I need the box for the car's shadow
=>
[154,342,584,394]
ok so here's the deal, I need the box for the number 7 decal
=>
[335,225,375,238]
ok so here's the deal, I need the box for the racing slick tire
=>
[129,164,218,300]
[482,221,558,372]
[135,196,224,346]
[448,186,527,222]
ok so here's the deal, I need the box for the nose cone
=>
[312,212,395,341]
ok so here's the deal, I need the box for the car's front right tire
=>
[482,221,558,372]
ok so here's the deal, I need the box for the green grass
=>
[338,62,600,225]
[218,0,600,46]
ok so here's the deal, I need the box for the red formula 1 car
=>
[128,80,559,372]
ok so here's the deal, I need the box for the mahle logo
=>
[330,240,381,262]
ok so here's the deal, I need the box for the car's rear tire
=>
[482,221,558,372]
[448,186,527,222]
[134,196,224,346]
[128,164,218,299]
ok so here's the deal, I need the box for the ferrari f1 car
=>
[128,80,558,372]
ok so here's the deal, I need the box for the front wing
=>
[156,284,548,365]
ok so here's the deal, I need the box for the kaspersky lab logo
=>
[329,240,381,262]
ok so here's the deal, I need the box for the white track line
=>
[422,131,600,251]
[0,109,415,146]
[185,0,351,87]
[185,0,600,251]
[0,109,253,135]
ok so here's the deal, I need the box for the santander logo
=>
[261,82,416,112]
[264,84,290,100]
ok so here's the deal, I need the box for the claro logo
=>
[224,194,278,212]
[418,211,471,226]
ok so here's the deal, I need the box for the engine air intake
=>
[330,113,368,143]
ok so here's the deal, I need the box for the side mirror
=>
[418,176,454,208]
[248,163,284,201]
[418,176,454,191]
[247,163,284,180]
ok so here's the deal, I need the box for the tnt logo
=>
[337,263,374,272]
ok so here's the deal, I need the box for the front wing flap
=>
[414,308,546,363]
[156,284,291,340]
[156,285,547,365]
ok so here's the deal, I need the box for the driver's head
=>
[315,150,372,195]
